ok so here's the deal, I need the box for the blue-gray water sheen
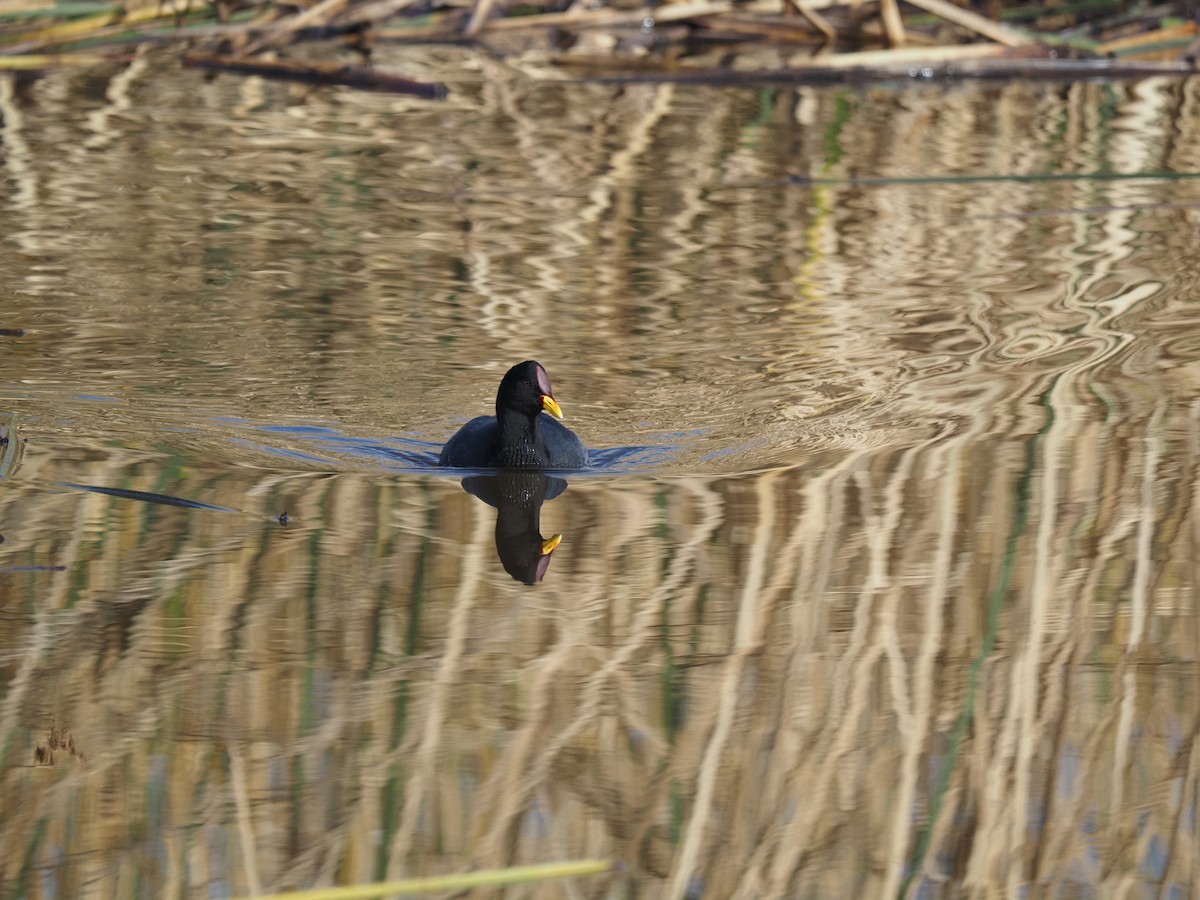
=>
[2,55,1200,898]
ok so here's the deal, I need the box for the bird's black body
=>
[438,414,587,468]
[438,361,588,469]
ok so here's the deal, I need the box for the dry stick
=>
[481,0,731,32]
[795,1,835,44]
[463,0,499,38]
[903,0,1031,47]
[737,0,860,8]
[241,0,351,54]
[878,0,904,47]
[789,41,1009,67]
[372,19,467,43]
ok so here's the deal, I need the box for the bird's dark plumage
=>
[438,361,588,469]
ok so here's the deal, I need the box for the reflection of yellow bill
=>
[541,534,563,555]
[541,395,564,419]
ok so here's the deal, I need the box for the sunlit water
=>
[3,55,1200,898]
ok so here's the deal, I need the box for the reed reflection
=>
[460,471,567,584]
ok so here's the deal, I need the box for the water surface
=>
[2,57,1200,898]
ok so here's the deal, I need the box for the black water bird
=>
[438,361,588,469]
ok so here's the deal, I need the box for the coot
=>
[438,361,588,468]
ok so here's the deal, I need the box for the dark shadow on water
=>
[60,482,239,513]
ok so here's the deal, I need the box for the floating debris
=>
[34,725,86,766]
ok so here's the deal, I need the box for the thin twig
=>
[480,0,731,32]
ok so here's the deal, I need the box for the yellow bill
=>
[541,395,564,419]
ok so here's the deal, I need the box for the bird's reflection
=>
[461,472,568,584]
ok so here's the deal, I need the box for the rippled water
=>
[3,55,1200,898]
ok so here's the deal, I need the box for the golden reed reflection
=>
[0,391,1196,897]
